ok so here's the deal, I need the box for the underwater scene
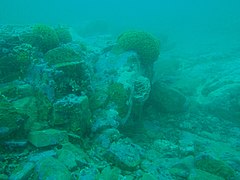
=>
[1,0,240,179]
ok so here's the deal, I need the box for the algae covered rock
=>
[92,109,120,133]
[28,129,68,148]
[202,83,240,124]
[0,43,34,83]
[9,162,35,180]
[98,166,121,180]
[117,31,160,65]
[12,92,52,131]
[105,139,142,170]
[31,24,59,53]
[195,154,235,179]
[35,157,71,179]
[188,169,224,180]
[45,44,90,97]
[53,61,91,97]
[44,44,83,65]
[89,89,108,111]
[0,95,27,139]
[0,54,24,83]
[107,82,130,118]
[52,94,91,136]
[57,149,78,171]
[140,173,158,180]
[54,25,72,44]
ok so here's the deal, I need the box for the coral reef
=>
[0,24,239,180]
[117,31,160,65]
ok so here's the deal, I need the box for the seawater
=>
[0,0,240,179]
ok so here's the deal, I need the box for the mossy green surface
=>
[89,90,108,111]
[189,169,224,180]
[108,83,130,118]
[31,24,59,53]
[0,95,27,139]
[45,46,81,65]
[0,43,34,83]
[195,156,235,179]
[0,55,22,83]
[52,61,90,97]
[55,26,72,44]
[117,31,160,65]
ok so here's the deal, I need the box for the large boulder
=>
[0,95,27,140]
[105,139,142,170]
[52,94,92,136]
[199,83,240,124]
[34,157,71,179]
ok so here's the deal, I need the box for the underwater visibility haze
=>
[0,0,240,179]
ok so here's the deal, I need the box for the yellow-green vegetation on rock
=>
[0,44,34,83]
[0,82,33,100]
[31,24,59,53]
[108,83,130,118]
[98,166,121,180]
[12,92,52,132]
[0,95,27,139]
[53,61,90,97]
[34,157,71,179]
[12,43,34,65]
[89,89,108,111]
[140,173,158,180]
[0,82,52,133]
[0,55,22,83]
[44,45,82,65]
[55,25,72,44]
[195,155,235,179]
[188,169,224,180]
[52,95,92,137]
[117,31,160,65]
[45,44,89,97]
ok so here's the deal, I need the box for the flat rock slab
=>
[105,140,142,170]
[28,129,68,148]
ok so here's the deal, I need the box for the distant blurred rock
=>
[151,82,187,113]
[201,83,240,124]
